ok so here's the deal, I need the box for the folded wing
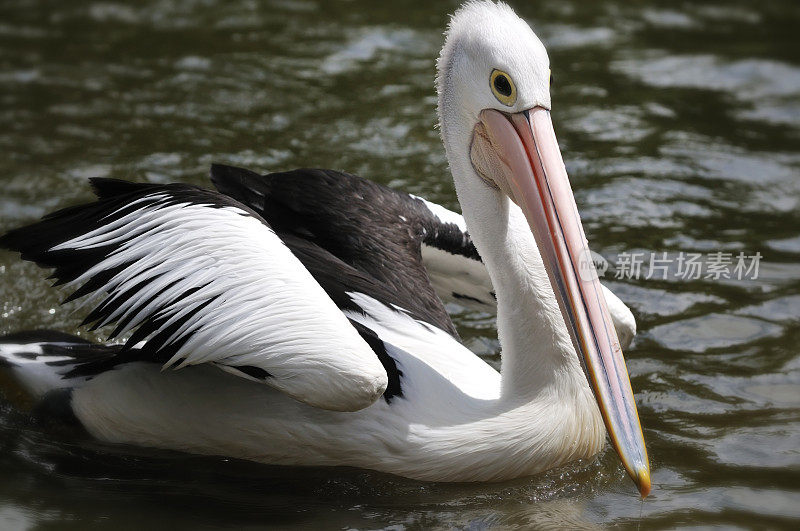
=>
[0,179,388,411]
[208,165,635,347]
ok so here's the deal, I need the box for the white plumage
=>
[55,192,387,411]
[66,290,603,482]
[0,1,650,494]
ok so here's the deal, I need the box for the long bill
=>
[476,107,651,497]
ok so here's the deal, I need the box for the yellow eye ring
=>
[490,69,517,106]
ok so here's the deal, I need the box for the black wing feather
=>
[210,164,475,337]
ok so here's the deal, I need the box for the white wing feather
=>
[49,192,387,411]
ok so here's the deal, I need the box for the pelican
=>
[0,1,650,496]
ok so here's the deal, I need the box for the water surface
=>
[1,0,798,528]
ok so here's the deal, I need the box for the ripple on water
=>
[612,52,800,131]
[320,27,434,75]
[660,133,800,185]
[538,24,616,50]
[737,295,800,324]
[561,105,654,143]
[579,177,713,229]
[767,235,800,254]
[648,314,784,353]
[611,53,800,100]
[87,3,141,24]
[640,9,698,29]
[600,281,725,319]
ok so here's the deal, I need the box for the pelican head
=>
[436,1,651,497]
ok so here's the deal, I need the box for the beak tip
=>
[636,467,651,498]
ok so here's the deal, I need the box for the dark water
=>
[1,0,799,528]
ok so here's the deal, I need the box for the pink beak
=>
[477,107,651,497]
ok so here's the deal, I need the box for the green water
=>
[1,0,799,529]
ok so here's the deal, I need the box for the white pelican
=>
[0,1,650,496]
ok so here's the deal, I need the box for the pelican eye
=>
[490,69,516,106]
